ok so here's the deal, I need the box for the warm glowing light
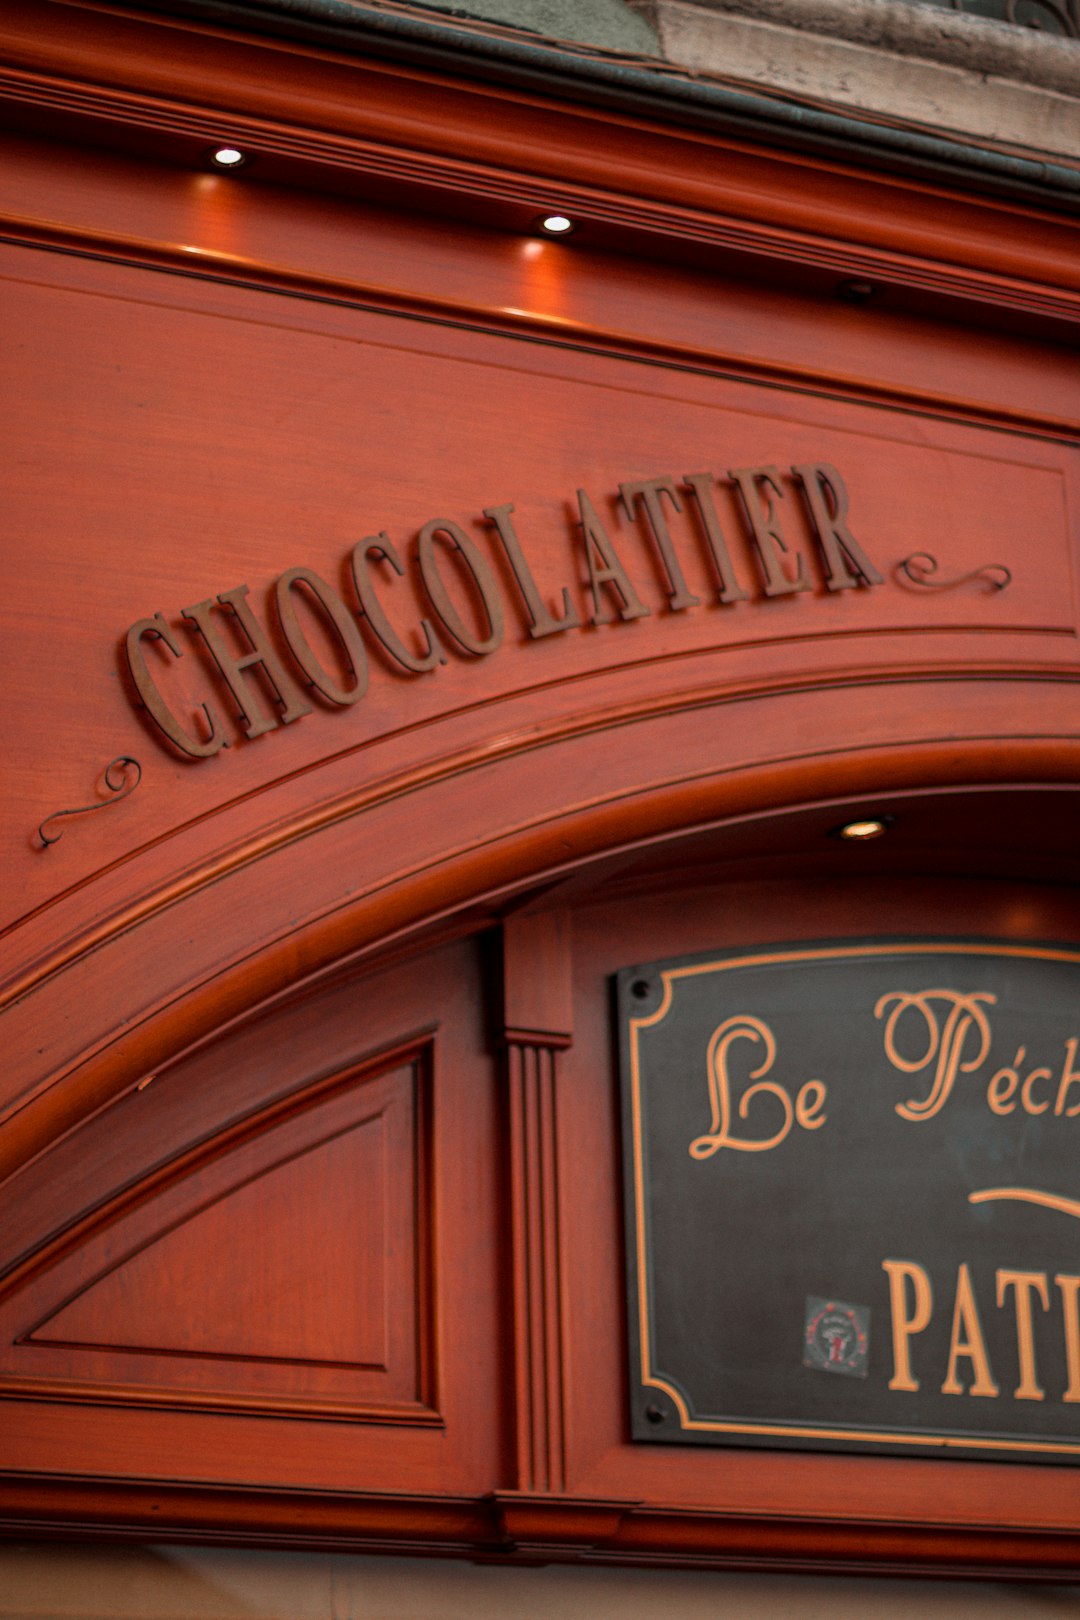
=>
[538,213,574,235]
[210,146,246,169]
[837,818,889,842]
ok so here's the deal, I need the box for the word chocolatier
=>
[125,462,881,759]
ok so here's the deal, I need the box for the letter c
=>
[1022,1067,1052,1115]
[125,613,226,759]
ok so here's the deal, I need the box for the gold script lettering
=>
[874,989,995,1121]
[689,1016,793,1157]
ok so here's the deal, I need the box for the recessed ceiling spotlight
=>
[833,816,893,843]
[537,213,575,236]
[209,146,247,170]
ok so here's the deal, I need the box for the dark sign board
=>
[618,941,1080,1462]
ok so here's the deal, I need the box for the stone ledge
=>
[636,0,1080,158]
[636,0,1079,94]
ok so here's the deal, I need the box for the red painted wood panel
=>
[2,0,1080,1571]
[0,939,501,1493]
[3,239,1077,1164]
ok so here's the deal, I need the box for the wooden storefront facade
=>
[2,0,1080,1584]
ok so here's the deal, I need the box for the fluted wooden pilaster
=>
[501,910,573,1495]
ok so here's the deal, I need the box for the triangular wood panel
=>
[0,1049,436,1419]
[30,1117,389,1367]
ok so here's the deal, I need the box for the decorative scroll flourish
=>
[970,1187,1080,1220]
[894,552,1012,593]
[37,756,142,849]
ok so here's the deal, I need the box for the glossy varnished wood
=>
[553,871,1080,1550]
[2,0,1080,1574]
[0,940,503,1495]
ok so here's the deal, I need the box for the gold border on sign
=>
[627,940,1080,1457]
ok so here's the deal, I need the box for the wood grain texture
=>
[0,939,501,1493]
[503,913,574,1493]
[3,1,1080,332]
[504,1039,567,1495]
[552,872,1080,1552]
[2,0,1080,1572]
[2,1051,432,1416]
[2,236,1076,1169]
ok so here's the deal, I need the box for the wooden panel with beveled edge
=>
[0,935,503,1497]
[4,236,1080,1174]
[0,1049,430,1418]
[3,2,1080,1571]
[3,73,1080,1204]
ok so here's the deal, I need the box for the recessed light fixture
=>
[833,816,893,843]
[209,146,247,170]
[537,213,575,236]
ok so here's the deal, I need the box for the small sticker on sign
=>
[803,1297,870,1378]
